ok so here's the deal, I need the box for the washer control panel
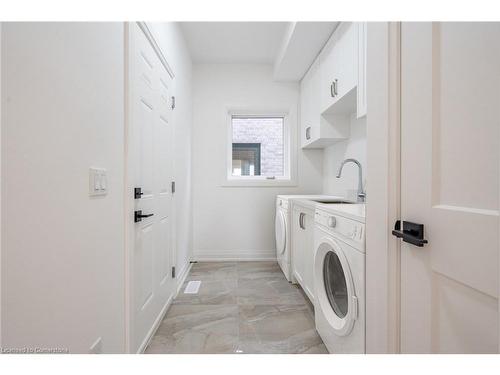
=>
[276,197,289,210]
[315,208,365,251]
[327,216,337,228]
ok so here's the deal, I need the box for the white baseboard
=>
[175,261,193,296]
[137,294,173,354]
[193,249,277,262]
[137,259,193,354]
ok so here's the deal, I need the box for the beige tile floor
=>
[145,261,328,354]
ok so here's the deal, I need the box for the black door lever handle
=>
[134,187,144,199]
[135,210,154,223]
[392,220,428,247]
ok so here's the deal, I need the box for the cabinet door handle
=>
[305,126,311,140]
[299,213,306,230]
[333,79,338,96]
[330,82,335,98]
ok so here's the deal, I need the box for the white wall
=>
[1,23,125,353]
[322,114,367,200]
[148,23,193,282]
[192,64,323,260]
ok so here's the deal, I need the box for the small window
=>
[228,115,290,185]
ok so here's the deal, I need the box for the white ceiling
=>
[274,22,338,81]
[179,22,289,64]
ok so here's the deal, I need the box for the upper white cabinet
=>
[300,58,350,148]
[320,22,358,114]
[299,22,367,149]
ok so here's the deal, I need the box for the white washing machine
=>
[313,204,365,353]
[275,196,291,281]
[275,195,344,282]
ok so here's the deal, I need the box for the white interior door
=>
[128,23,175,352]
[400,22,500,353]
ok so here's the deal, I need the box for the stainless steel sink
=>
[311,199,355,204]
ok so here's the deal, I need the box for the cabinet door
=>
[291,209,306,285]
[300,65,312,147]
[302,212,315,302]
[337,22,358,100]
[300,58,321,147]
[320,31,339,112]
[320,22,358,112]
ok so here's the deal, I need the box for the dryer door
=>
[314,236,357,336]
[275,209,287,255]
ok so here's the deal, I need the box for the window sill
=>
[221,178,298,188]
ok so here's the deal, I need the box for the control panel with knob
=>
[315,208,365,250]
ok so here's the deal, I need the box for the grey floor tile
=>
[145,304,239,354]
[237,304,327,354]
[145,261,327,354]
[188,262,238,280]
[174,277,238,305]
[236,277,307,305]
[237,261,283,280]
[239,304,315,342]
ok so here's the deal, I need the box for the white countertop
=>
[276,194,344,201]
[276,194,365,222]
[283,195,365,223]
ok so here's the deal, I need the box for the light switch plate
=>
[89,167,107,196]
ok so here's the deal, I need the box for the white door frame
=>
[0,22,3,349]
[365,21,401,354]
[124,21,176,353]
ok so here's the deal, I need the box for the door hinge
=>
[171,266,176,278]
[171,96,176,110]
[171,181,176,194]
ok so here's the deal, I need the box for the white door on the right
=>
[400,22,500,353]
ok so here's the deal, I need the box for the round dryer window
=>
[323,251,348,318]
[275,210,286,255]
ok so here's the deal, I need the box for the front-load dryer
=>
[313,204,365,353]
[275,196,291,281]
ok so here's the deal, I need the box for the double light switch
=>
[89,167,108,196]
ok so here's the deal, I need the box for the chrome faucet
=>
[336,158,366,203]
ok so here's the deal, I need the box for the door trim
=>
[389,21,402,355]
[137,22,175,79]
[365,22,401,353]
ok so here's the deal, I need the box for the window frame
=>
[224,109,297,187]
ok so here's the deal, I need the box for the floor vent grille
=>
[184,281,201,294]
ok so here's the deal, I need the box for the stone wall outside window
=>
[232,117,284,177]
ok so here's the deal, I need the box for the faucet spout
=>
[336,158,365,203]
